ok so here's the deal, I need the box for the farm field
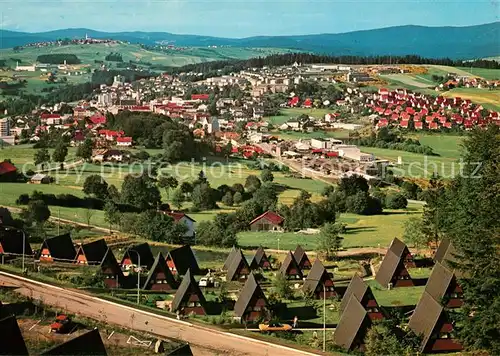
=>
[441,88,500,111]
[379,73,433,88]
[457,67,500,80]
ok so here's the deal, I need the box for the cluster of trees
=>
[349,127,438,156]
[36,54,81,64]
[105,111,209,161]
[403,125,500,354]
[322,175,384,215]
[105,52,124,62]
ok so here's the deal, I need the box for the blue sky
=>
[1,0,498,37]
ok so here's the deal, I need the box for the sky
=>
[0,0,498,37]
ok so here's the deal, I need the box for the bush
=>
[385,192,408,209]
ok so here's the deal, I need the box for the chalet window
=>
[253,306,262,312]
[367,307,379,313]
[187,301,201,307]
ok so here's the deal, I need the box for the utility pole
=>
[323,284,326,353]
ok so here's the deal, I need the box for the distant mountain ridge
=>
[1,22,498,59]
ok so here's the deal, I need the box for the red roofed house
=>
[415,122,424,130]
[116,137,133,147]
[89,114,106,125]
[249,211,284,232]
[191,94,210,101]
[0,161,18,182]
[303,98,312,108]
[288,97,299,107]
[164,212,196,238]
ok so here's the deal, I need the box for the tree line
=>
[36,54,81,64]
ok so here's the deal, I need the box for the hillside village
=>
[0,41,499,356]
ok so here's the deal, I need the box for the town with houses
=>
[0,19,499,356]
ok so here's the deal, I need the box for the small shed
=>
[334,296,371,352]
[340,274,383,320]
[74,239,108,265]
[249,246,271,270]
[424,262,463,308]
[120,243,155,270]
[30,173,51,184]
[249,211,284,232]
[99,248,124,289]
[143,252,178,291]
[226,249,251,282]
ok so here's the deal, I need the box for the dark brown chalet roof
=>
[425,261,456,302]
[408,291,445,352]
[303,259,330,293]
[226,249,250,281]
[41,328,107,355]
[433,238,452,263]
[0,227,33,256]
[293,245,309,265]
[171,269,206,312]
[388,237,410,258]
[375,249,407,287]
[76,239,108,265]
[168,245,200,275]
[234,273,267,317]
[340,274,369,313]
[143,252,178,289]
[121,243,155,269]
[280,251,303,278]
[250,246,269,270]
[41,233,76,261]
[334,296,370,351]
[99,248,124,279]
[0,315,28,355]
[223,246,238,270]
[434,238,461,272]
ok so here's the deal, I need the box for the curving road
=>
[0,272,320,356]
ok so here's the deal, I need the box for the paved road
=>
[0,272,319,356]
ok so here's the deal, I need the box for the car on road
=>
[50,314,73,334]
[258,322,293,332]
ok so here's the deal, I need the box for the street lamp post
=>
[129,250,141,305]
[277,237,280,253]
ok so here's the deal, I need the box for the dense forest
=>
[36,54,81,64]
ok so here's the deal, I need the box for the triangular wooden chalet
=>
[425,262,463,308]
[171,269,206,316]
[0,315,28,356]
[293,245,311,269]
[0,227,33,257]
[99,248,124,289]
[222,246,238,270]
[234,273,269,322]
[226,248,250,282]
[120,243,155,270]
[340,274,383,320]
[143,252,178,291]
[303,259,336,299]
[280,251,303,280]
[74,239,108,265]
[334,296,372,352]
[249,246,272,270]
[41,328,107,355]
[39,233,76,263]
[166,245,200,275]
[409,292,463,353]
[388,237,415,267]
[375,239,414,288]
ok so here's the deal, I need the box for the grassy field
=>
[453,67,500,80]
[367,279,424,306]
[441,88,500,111]
[238,203,423,251]
[379,74,433,88]
[276,130,351,141]
[0,145,79,166]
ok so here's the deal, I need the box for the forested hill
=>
[1,22,498,59]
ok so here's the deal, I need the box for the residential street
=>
[0,272,319,356]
